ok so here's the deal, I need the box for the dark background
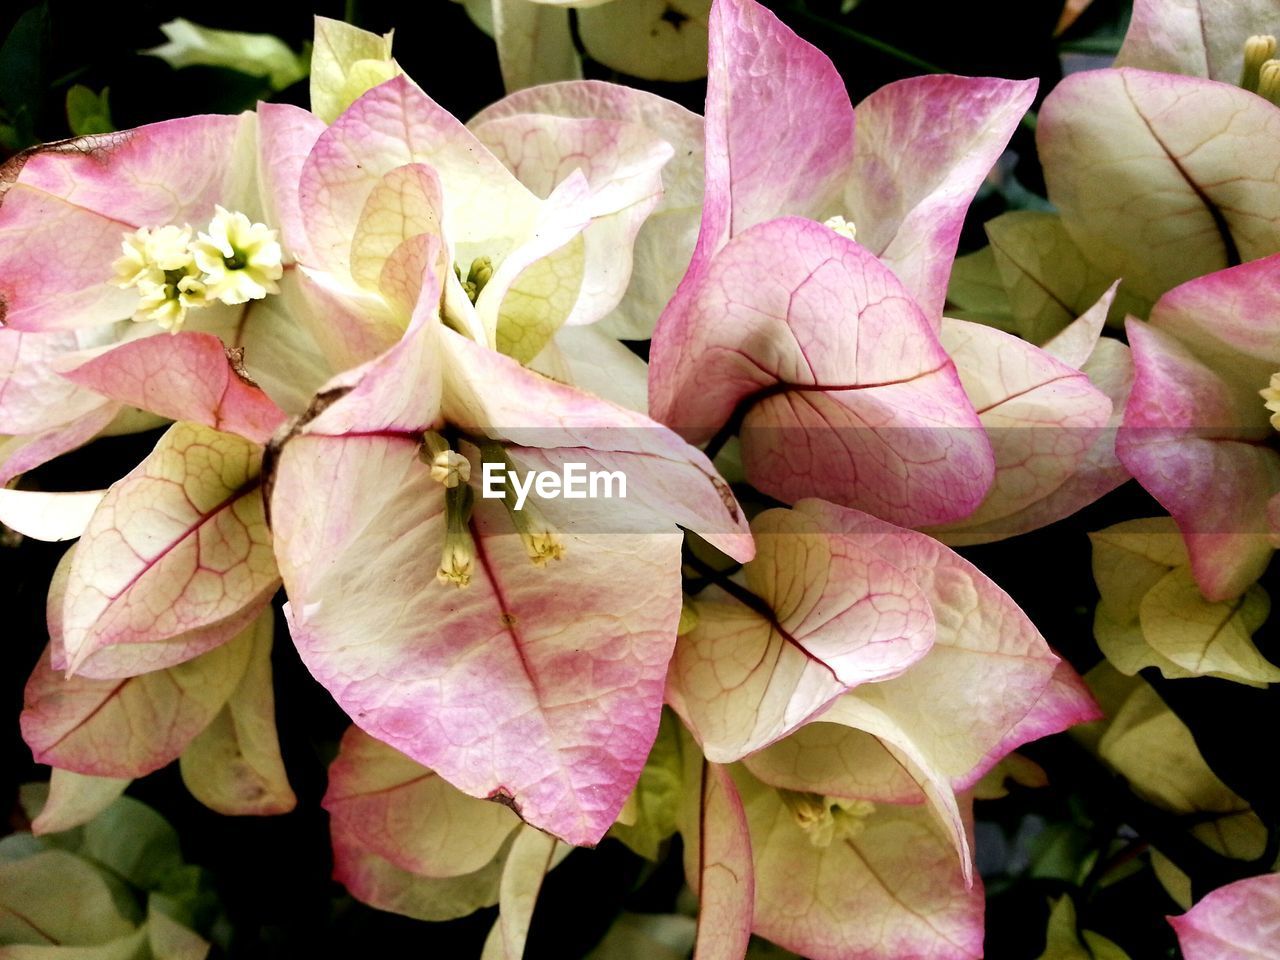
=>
[4,2,1278,957]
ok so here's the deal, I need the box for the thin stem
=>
[681,550,767,617]
[784,2,946,75]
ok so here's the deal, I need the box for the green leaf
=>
[0,849,136,947]
[143,19,308,92]
[65,85,113,136]
[1038,896,1131,960]
[608,710,682,860]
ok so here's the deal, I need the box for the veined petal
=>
[846,75,1036,325]
[652,217,993,528]
[61,422,279,677]
[1119,319,1280,600]
[298,75,538,282]
[471,80,705,339]
[325,727,520,878]
[440,326,752,559]
[668,506,934,762]
[1169,874,1280,958]
[491,0,581,92]
[734,766,983,960]
[1116,0,1280,81]
[179,610,296,815]
[1039,68,1280,304]
[926,317,1112,540]
[0,114,258,333]
[21,623,254,778]
[764,500,1096,792]
[60,332,287,444]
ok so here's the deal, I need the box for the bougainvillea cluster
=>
[2,0,1278,957]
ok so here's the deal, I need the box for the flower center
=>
[111,207,282,333]
[823,214,857,242]
[780,790,876,848]
[1240,35,1280,104]
[455,256,495,305]
[1261,372,1280,431]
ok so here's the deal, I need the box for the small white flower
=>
[823,214,857,241]
[1261,372,1280,430]
[193,205,284,306]
[133,263,208,332]
[110,224,194,290]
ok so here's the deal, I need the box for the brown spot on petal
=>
[712,475,740,522]
[500,612,518,627]
[487,787,525,819]
[223,346,261,388]
[0,130,133,204]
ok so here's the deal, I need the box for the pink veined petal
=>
[470,111,673,328]
[273,452,685,847]
[795,500,1093,788]
[440,325,752,560]
[60,422,279,678]
[1169,873,1280,959]
[1116,0,1280,82]
[1145,252,1280,374]
[650,0,855,378]
[0,329,121,435]
[325,727,520,879]
[0,401,121,487]
[927,317,1112,538]
[701,0,853,246]
[846,75,1037,324]
[652,216,993,528]
[298,75,537,281]
[1119,318,1280,601]
[0,114,255,332]
[256,102,327,265]
[667,506,934,763]
[60,332,287,445]
[21,623,254,778]
[687,760,754,960]
[735,766,983,960]
[470,80,705,339]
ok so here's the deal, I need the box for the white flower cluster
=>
[111,206,283,332]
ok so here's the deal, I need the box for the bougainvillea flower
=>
[1038,67,1280,312]
[1169,873,1280,959]
[653,217,994,527]
[673,736,985,960]
[927,286,1131,545]
[22,602,291,811]
[1118,254,1280,601]
[293,72,672,371]
[43,336,287,678]
[1091,517,1279,686]
[670,499,1096,899]
[0,106,335,484]
[649,0,1035,526]
[469,79,705,341]
[455,0,710,92]
[326,725,580,960]
[667,504,936,764]
[1114,0,1279,83]
[16,345,297,818]
[270,256,751,845]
